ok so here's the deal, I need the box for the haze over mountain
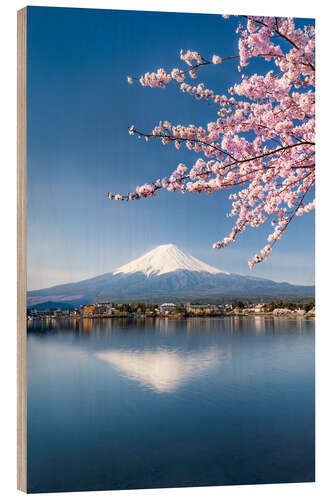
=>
[27,244,314,307]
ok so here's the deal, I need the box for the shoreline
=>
[27,312,315,321]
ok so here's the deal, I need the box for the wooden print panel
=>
[17,6,27,493]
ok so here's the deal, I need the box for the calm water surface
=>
[27,317,315,493]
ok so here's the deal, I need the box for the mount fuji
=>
[113,244,227,277]
[27,244,314,306]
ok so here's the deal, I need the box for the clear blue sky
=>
[27,7,315,290]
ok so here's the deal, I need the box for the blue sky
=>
[27,7,315,290]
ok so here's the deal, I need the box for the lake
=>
[27,317,315,493]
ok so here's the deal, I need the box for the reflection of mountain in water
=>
[96,347,224,393]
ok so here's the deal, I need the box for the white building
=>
[158,303,176,314]
[273,308,292,316]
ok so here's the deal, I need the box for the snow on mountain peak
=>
[113,243,229,277]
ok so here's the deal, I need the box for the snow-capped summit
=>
[113,243,228,277]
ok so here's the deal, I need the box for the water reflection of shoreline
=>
[27,316,315,337]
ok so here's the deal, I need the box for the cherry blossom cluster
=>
[109,15,315,268]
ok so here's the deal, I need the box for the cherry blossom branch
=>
[129,126,238,160]
[110,15,315,269]
[244,15,315,71]
[247,181,314,268]
[129,125,314,165]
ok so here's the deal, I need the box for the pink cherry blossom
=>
[109,16,315,269]
[212,55,222,64]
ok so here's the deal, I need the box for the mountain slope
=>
[27,244,314,306]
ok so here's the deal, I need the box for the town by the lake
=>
[28,299,315,321]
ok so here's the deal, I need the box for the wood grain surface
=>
[17,6,27,493]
